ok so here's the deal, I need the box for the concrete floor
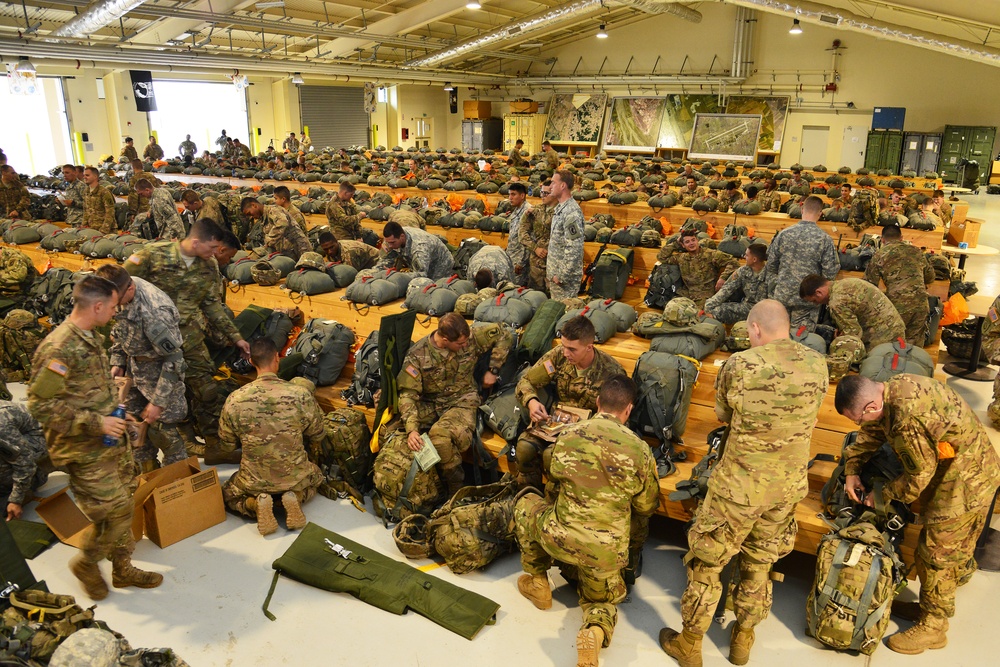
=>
[13,192,1000,666]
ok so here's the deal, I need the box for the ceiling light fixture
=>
[291,72,304,85]
[466,1,482,9]
[13,56,35,75]
[256,1,285,8]
[596,24,608,39]
[789,19,803,35]
[443,82,454,91]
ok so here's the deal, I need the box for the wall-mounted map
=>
[603,97,667,151]
[542,93,607,145]
[658,94,723,151]
[688,113,763,162]
[725,95,789,152]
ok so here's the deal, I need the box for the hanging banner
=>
[129,70,157,112]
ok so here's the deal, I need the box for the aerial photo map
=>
[542,93,608,145]
[604,97,668,151]
[688,113,763,161]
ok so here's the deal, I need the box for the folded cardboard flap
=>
[34,489,93,550]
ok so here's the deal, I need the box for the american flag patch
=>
[990,308,998,323]
[543,360,555,374]
[127,255,141,265]
[47,360,68,376]
[405,365,419,378]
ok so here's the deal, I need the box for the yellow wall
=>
[63,74,112,164]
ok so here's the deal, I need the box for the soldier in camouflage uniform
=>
[468,245,514,286]
[376,221,455,280]
[982,294,1000,428]
[82,167,116,233]
[180,190,226,227]
[931,190,952,227]
[836,374,1000,654]
[515,316,625,489]
[127,160,154,219]
[864,224,935,346]
[505,182,531,286]
[125,219,250,465]
[460,162,483,186]
[661,300,828,667]
[143,136,164,162]
[220,338,325,536]
[132,181,185,240]
[716,181,740,214]
[516,376,659,667]
[678,177,706,207]
[541,141,560,171]
[765,196,840,330]
[317,231,380,270]
[97,265,187,470]
[0,248,37,313]
[659,229,739,309]
[326,183,367,240]
[178,135,197,164]
[273,185,308,233]
[830,183,853,209]
[519,181,554,291]
[59,164,87,226]
[241,198,311,260]
[704,243,770,324]
[120,138,138,163]
[546,171,586,300]
[801,275,906,351]
[28,276,162,600]
[509,139,527,167]
[756,179,782,212]
[388,207,425,230]
[398,313,513,493]
[0,166,31,219]
[0,400,49,521]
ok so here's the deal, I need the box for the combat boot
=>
[517,573,552,610]
[659,626,703,667]
[256,493,278,536]
[70,555,108,601]
[111,553,163,589]
[890,601,950,629]
[282,491,307,531]
[576,625,604,667]
[728,624,754,665]
[886,614,948,654]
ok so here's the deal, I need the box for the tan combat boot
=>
[111,552,164,589]
[659,626,703,667]
[729,624,754,665]
[890,601,949,629]
[70,554,108,601]
[576,625,605,667]
[517,573,552,610]
[282,491,307,531]
[886,613,948,654]
[256,493,278,536]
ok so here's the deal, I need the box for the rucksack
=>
[345,269,414,306]
[629,350,699,463]
[814,432,909,523]
[858,337,934,381]
[608,225,643,247]
[648,319,725,360]
[849,189,878,232]
[644,262,682,309]
[342,331,380,408]
[2,223,41,245]
[452,238,488,279]
[311,407,374,499]
[0,309,48,382]
[24,267,77,325]
[474,294,533,327]
[586,298,637,332]
[557,306,617,344]
[790,324,828,354]
[285,267,337,296]
[372,428,447,525]
[607,191,639,205]
[589,248,633,300]
[225,257,257,285]
[517,299,566,363]
[289,318,355,386]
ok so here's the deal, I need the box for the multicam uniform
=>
[83,184,116,234]
[756,188,781,213]
[326,198,364,240]
[326,240,380,271]
[0,179,32,219]
[143,142,164,161]
[982,294,1000,428]
[259,205,310,260]
[127,170,155,218]
[827,278,906,351]
[659,243,739,309]
[864,241,935,346]
[519,203,552,291]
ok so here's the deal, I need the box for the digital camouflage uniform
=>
[397,324,513,491]
[131,187,185,240]
[120,145,138,162]
[467,245,514,285]
[514,346,625,488]
[546,198,586,300]
[0,400,49,508]
[375,226,455,280]
[659,243,739,309]
[756,188,781,213]
[703,265,770,324]
[109,277,187,466]
[326,197,364,240]
[178,140,197,158]
[765,220,839,330]
[125,241,243,450]
[143,142,164,161]
[0,180,32,219]
[515,413,659,645]
[519,203,552,291]
[506,202,531,286]
[846,375,1000,619]
[678,185,706,207]
[27,320,139,567]
[83,184,116,233]
[219,373,325,517]
[982,295,1000,428]
[259,204,310,260]
[864,241,935,346]
[127,171,155,217]
[327,239,380,271]
[62,178,88,226]
[680,337,828,637]
[827,278,906,351]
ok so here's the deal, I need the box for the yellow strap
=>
[370,409,393,454]
[676,354,702,389]
[607,250,630,263]
[417,560,445,572]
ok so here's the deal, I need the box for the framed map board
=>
[688,113,762,162]
[542,93,607,145]
[725,95,789,152]
[603,97,667,152]
[657,94,722,150]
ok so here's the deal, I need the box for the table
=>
[943,292,997,382]
[945,186,972,201]
[941,243,999,270]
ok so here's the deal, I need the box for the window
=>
[148,80,251,157]
[0,78,73,174]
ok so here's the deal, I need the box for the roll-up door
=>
[298,86,369,148]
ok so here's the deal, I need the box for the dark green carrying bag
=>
[517,299,566,363]
[589,248,633,300]
[262,523,500,639]
[0,516,45,610]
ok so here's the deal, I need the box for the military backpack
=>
[341,331,380,409]
[644,262,683,309]
[0,310,48,382]
[288,318,355,386]
[373,428,448,525]
[586,298,637,332]
[312,407,374,499]
[474,294,533,327]
[589,248,633,301]
[24,267,78,325]
[452,238,488,280]
[285,267,337,296]
[556,306,617,344]
[629,350,700,475]
[344,269,413,306]
[516,299,566,364]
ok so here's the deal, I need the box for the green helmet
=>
[3,309,36,330]
[250,260,281,286]
[827,335,866,382]
[296,251,327,271]
[663,297,699,327]
[725,320,751,351]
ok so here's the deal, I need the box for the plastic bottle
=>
[103,404,127,447]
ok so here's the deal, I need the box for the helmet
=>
[3,309,37,330]
[295,251,327,271]
[250,260,281,286]
[392,514,433,559]
[827,335,866,382]
[725,321,751,351]
[663,297,699,327]
[290,376,316,394]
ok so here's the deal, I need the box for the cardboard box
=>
[509,100,539,114]
[947,219,981,248]
[463,101,492,119]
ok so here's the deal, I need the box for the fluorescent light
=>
[596,24,608,39]
[291,72,304,85]
[256,1,285,7]
[466,1,482,8]
[443,82,454,91]
[789,19,803,34]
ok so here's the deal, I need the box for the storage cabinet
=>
[503,114,548,155]
[461,119,502,153]
[940,125,997,183]
[864,130,904,173]
[900,133,941,174]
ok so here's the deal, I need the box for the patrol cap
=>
[663,297,699,327]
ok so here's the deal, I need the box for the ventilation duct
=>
[50,0,148,38]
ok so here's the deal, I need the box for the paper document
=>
[414,433,441,472]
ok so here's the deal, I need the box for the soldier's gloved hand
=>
[236,340,251,359]
[845,474,865,503]
[528,399,549,423]
[111,366,125,378]
[6,503,21,521]
[142,403,163,425]
[407,431,423,452]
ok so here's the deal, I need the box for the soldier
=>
[704,243,770,324]
[467,245,514,286]
[28,275,162,600]
[800,275,907,351]
[864,224,935,346]
[125,219,250,465]
[282,132,299,153]
[678,177,706,207]
[132,180,185,240]
[884,189,906,218]
[0,166,31,220]
[680,163,706,184]
[505,182,531,286]
[765,195,840,330]
[388,207,425,230]
[317,231,380,270]
[931,190,953,227]
[127,159,155,219]
[658,229,739,309]
[546,171,586,300]
[120,137,138,163]
[232,139,252,161]
[541,141,560,171]
[398,313,513,494]
[756,178,782,213]
[82,166,116,233]
[0,400,50,521]
[835,374,1000,654]
[143,136,164,162]
[96,265,187,471]
[326,183,367,240]
[299,131,312,152]
[509,139,527,167]
[214,230,242,271]
[661,300,828,667]
[914,194,943,228]
[716,181,740,214]
[241,198,311,260]
[786,168,807,191]
[180,190,226,228]
[215,130,229,152]
[219,339,325,535]
[272,186,308,233]
[376,221,455,280]
[460,161,483,186]
[514,316,625,489]
[831,183,853,209]
[515,376,659,667]
[58,163,87,226]
[519,180,554,291]
[178,135,197,166]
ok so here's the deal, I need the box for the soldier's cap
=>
[662,297,700,329]
[295,251,327,271]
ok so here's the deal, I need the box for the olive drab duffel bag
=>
[589,248,633,301]
[517,299,566,363]
[312,407,374,499]
[225,257,257,285]
[858,337,934,381]
[586,298,637,333]
[285,254,338,296]
[289,318,355,386]
[404,283,460,317]
[648,317,726,361]
[345,269,414,306]
[629,350,700,472]
[373,428,448,526]
[474,294,534,327]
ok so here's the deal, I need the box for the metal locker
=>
[864,132,886,171]
[883,132,904,174]
[900,133,923,173]
[917,134,941,174]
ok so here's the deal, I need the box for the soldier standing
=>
[519,180,554,292]
[81,167,116,233]
[864,224,936,346]
[220,339,325,536]
[96,265,187,471]
[835,374,1000,654]
[0,166,31,220]
[661,300,828,666]
[398,313,512,494]
[215,130,228,152]
[376,222,455,280]
[59,164,87,226]
[282,132,300,153]
[125,219,250,465]
[326,183,367,240]
[505,182,531,286]
[659,229,739,309]
[240,198,311,260]
[28,276,162,600]
[120,137,138,162]
[765,195,840,330]
[515,376,659,667]
[800,275,906,351]
[132,180,185,240]
[546,171,586,301]
[143,136,164,162]
[317,232,380,271]
[704,243,770,324]
[0,400,50,521]
[178,135,197,166]
[514,316,625,489]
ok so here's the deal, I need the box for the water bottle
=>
[103,404,127,447]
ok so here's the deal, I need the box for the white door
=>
[799,126,830,167]
[840,125,868,171]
